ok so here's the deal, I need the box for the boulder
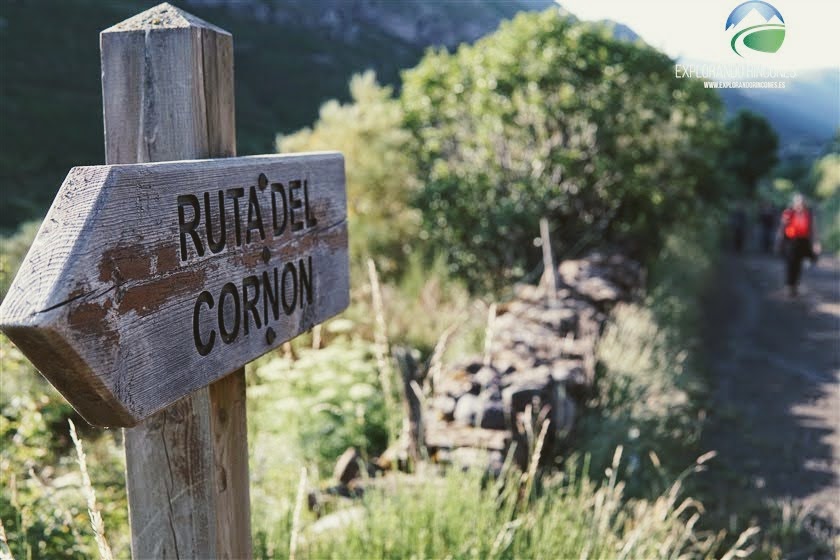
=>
[334,447,362,486]
[431,395,457,421]
[477,399,506,430]
[453,393,480,426]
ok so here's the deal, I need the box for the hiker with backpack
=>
[776,193,821,296]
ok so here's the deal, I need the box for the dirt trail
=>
[701,252,840,539]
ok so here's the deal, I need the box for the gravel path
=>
[701,252,840,545]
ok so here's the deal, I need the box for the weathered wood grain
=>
[208,371,251,557]
[96,4,255,558]
[0,154,349,426]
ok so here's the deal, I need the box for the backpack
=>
[782,208,811,239]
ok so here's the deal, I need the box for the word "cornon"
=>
[192,256,314,356]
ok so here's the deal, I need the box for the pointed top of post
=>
[102,2,229,35]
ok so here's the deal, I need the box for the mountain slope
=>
[0,0,553,231]
[717,68,839,153]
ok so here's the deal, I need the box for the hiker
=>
[776,193,821,296]
[758,201,776,253]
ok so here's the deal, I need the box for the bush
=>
[812,153,840,254]
[401,9,727,291]
[249,338,391,477]
[277,71,420,277]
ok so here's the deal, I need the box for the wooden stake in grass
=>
[68,419,113,560]
[483,303,497,366]
[368,258,397,435]
[289,467,308,560]
[539,218,558,300]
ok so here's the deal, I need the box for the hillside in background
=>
[718,68,839,156]
[0,0,552,231]
[0,0,836,233]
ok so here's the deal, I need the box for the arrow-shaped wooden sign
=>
[0,153,348,427]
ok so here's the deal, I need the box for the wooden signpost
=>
[0,155,348,426]
[0,3,348,557]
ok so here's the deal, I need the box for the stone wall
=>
[326,253,643,497]
[420,253,643,474]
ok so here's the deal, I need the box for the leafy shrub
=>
[249,337,391,476]
[401,9,727,291]
[278,71,420,277]
[818,194,840,254]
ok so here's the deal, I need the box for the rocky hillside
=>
[0,0,553,232]
[185,0,554,47]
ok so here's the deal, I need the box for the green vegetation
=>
[2,5,831,559]
[723,111,780,197]
[762,137,840,254]
[0,336,129,558]
[278,72,419,277]
[580,219,719,497]
[811,151,840,254]
[401,11,726,291]
[257,452,752,559]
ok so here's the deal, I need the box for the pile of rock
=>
[417,253,641,473]
[326,253,642,497]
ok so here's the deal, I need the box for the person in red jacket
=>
[777,193,821,296]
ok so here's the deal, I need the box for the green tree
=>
[278,71,419,275]
[723,110,779,196]
[401,9,727,291]
[811,153,840,199]
[810,150,840,253]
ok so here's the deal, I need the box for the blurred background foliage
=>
[401,11,729,290]
[277,71,420,278]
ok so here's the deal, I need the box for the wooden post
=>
[539,218,558,300]
[0,2,348,555]
[100,5,250,557]
[394,347,423,464]
[0,2,348,556]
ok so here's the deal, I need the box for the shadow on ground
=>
[698,251,839,556]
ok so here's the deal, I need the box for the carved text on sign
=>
[0,153,348,426]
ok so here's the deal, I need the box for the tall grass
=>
[259,445,756,559]
[0,334,129,558]
[67,420,113,560]
[580,221,718,496]
[250,219,766,559]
